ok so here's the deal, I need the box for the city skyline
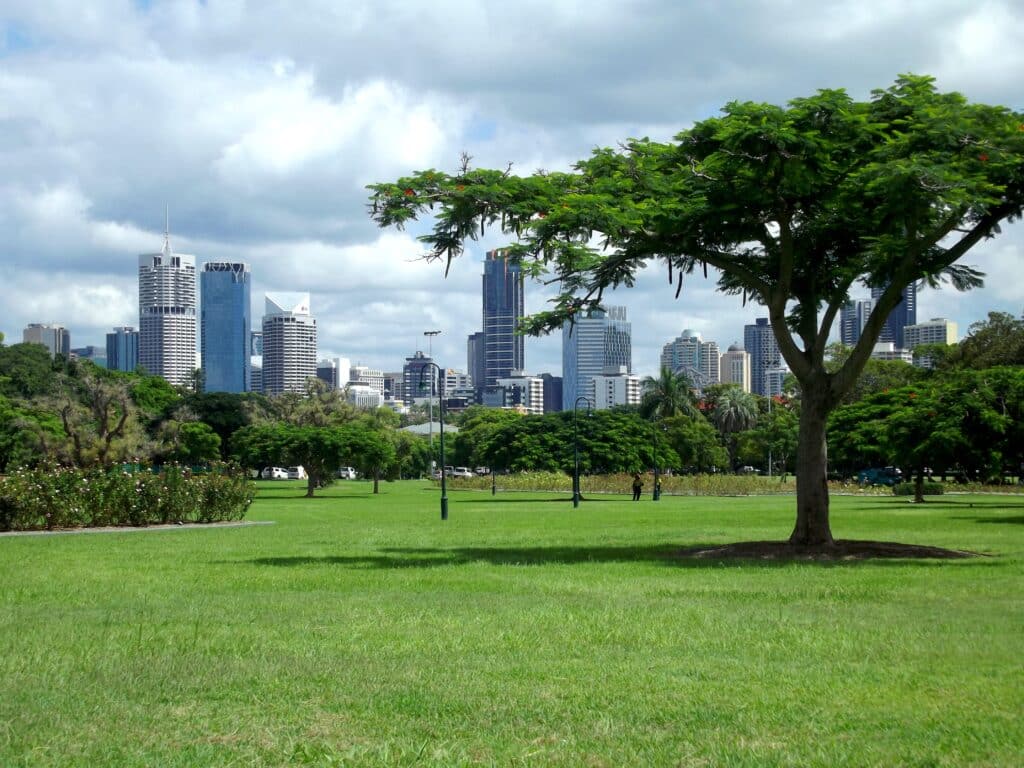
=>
[1,3,1022,379]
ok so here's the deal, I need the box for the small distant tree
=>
[640,367,699,420]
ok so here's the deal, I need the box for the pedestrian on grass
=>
[632,472,643,501]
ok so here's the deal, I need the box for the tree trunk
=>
[306,474,316,498]
[789,395,834,546]
[373,469,380,494]
[914,472,925,503]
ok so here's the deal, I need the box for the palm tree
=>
[640,367,699,420]
[705,385,759,470]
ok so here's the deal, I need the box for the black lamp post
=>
[420,362,447,521]
[573,396,593,508]
[652,422,661,501]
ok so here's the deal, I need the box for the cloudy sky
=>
[2,0,1022,379]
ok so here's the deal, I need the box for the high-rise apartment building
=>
[719,343,752,393]
[840,299,873,346]
[138,228,196,387]
[562,306,631,410]
[261,293,317,395]
[481,250,524,387]
[660,329,720,389]
[402,351,438,404]
[351,364,384,395]
[23,323,70,358]
[871,283,917,349]
[743,317,781,397]
[540,373,563,414]
[106,326,140,372]
[200,262,251,393]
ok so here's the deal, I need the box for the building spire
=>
[162,205,172,256]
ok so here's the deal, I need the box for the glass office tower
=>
[200,262,251,393]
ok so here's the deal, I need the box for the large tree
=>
[370,75,1024,546]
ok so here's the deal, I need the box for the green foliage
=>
[165,421,222,464]
[640,367,698,420]
[661,415,728,474]
[232,423,348,497]
[130,374,181,419]
[0,342,61,399]
[0,463,253,531]
[951,311,1024,369]
[451,405,523,468]
[180,391,265,458]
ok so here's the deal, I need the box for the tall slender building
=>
[719,343,751,393]
[261,293,317,395]
[562,306,631,410]
[138,222,196,387]
[200,262,251,393]
[481,249,525,386]
[871,283,917,349]
[743,317,780,397]
[106,327,139,372]
[840,299,873,346]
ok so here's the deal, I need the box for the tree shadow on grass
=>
[951,515,1024,525]
[245,540,991,571]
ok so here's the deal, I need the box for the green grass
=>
[2,480,1022,767]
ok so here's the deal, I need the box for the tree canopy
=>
[369,74,1024,546]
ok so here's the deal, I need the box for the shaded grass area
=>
[1,481,1022,766]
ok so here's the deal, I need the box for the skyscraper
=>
[466,331,486,394]
[481,249,524,387]
[743,317,781,397]
[22,323,70,358]
[261,292,317,395]
[138,226,196,387]
[871,283,917,349]
[200,262,251,393]
[402,351,438,404]
[840,299,873,346]
[562,306,631,410]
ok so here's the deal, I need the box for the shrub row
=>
[0,463,255,531]
[446,471,800,496]
[893,481,945,496]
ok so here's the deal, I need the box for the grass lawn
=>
[1,481,1022,767]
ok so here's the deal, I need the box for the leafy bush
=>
[0,463,254,531]
[893,481,945,496]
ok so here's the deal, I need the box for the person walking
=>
[632,472,643,501]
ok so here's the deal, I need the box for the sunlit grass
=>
[1,480,1022,766]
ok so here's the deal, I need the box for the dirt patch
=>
[675,539,983,561]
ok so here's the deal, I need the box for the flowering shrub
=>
[0,463,254,531]
[444,472,800,496]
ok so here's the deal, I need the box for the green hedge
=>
[893,481,945,497]
[0,463,254,531]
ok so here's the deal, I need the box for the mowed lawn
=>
[1,481,1022,767]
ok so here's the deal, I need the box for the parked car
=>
[451,467,475,478]
[337,466,357,480]
[474,466,490,476]
[261,466,288,480]
[857,466,902,486]
[286,466,307,480]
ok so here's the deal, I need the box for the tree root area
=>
[675,540,982,561]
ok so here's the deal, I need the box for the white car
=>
[337,466,357,480]
[261,466,288,480]
[451,467,475,478]
[286,466,307,480]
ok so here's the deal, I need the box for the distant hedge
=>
[893,481,945,497]
[0,463,254,531]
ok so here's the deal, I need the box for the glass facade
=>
[482,250,524,386]
[200,262,251,393]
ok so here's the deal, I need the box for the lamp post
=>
[652,422,661,501]
[420,361,448,521]
[573,395,593,508]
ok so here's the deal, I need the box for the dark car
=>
[857,466,902,486]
